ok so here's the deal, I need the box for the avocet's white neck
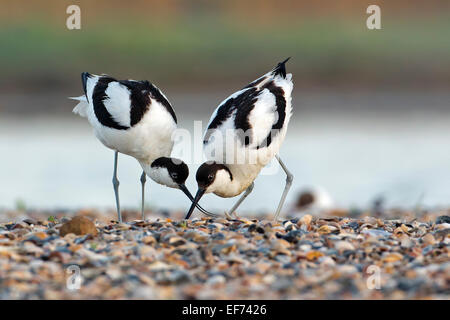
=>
[207,164,263,198]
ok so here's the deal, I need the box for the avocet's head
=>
[185,161,233,219]
[148,157,189,190]
[146,157,218,217]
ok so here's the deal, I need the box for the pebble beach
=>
[0,208,449,300]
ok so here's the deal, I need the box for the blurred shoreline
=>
[1,90,450,212]
[1,89,449,116]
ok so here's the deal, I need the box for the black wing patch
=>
[243,75,266,89]
[204,81,286,148]
[256,81,286,149]
[119,80,151,127]
[92,76,129,130]
[204,87,258,144]
[147,83,177,124]
[90,76,177,130]
[120,80,177,126]
[235,81,286,148]
[233,88,260,146]
[204,59,289,147]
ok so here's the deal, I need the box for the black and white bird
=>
[185,58,294,221]
[71,72,215,222]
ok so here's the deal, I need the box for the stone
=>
[59,216,98,237]
[306,250,324,261]
[1,207,448,300]
[422,233,436,245]
[142,235,157,245]
[361,229,391,238]
[382,252,403,263]
[335,240,355,252]
[299,214,312,226]
[206,275,226,285]
[23,218,38,225]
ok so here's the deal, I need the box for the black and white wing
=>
[203,58,293,154]
[72,72,177,130]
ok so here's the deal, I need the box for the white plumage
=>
[70,95,88,118]
[73,74,177,165]
[186,58,295,220]
[204,65,293,196]
[71,72,214,222]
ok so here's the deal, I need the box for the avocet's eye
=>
[171,172,178,179]
[207,174,214,181]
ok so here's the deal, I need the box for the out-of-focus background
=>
[0,0,449,215]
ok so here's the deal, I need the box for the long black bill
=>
[185,188,206,220]
[178,185,218,218]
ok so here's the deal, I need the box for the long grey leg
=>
[226,182,254,219]
[273,155,293,221]
[140,171,146,221]
[112,151,122,223]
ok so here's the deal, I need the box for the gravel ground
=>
[0,208,449,299]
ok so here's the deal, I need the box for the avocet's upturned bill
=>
[70,72,216,222]
[185,58,294,221]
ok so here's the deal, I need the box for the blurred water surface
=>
[0,90,449,214]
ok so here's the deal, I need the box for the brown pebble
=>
[31,232,48,240]
[318,225,332,235]
[298,214,312,226]
[59,216,98,237]
[335,240,355,252]
[306,250,324,261]
[422,233,436,245]
[143,236,157,245]
[382,252,403,263]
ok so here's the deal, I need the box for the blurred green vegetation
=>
[14,198,26,211]
[0,9,449,89]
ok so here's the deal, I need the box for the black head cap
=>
[151,157,189,184]
[196,162,232,189]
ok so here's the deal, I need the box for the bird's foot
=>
[224,211,234,220]
[225,211,241,220]
[272,216,284,223]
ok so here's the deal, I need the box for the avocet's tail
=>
[69,95,88,118]
[272,57,291,79]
